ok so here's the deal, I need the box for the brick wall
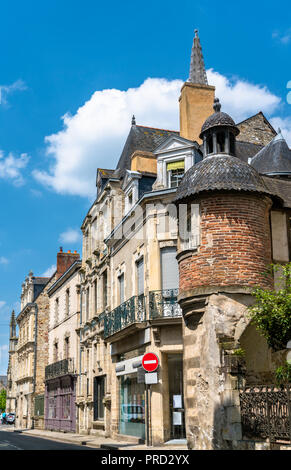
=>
[178,192,273,294]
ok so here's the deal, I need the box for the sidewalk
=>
[13,428,188,450]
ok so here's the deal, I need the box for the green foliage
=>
[0,389,6,412]
[275,362,291,385]
[248,263,291,351]
[232,348,246,357]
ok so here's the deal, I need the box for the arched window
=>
[216,132,225,153]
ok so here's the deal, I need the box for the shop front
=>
[45,375,76,432]
[116,355,146,441]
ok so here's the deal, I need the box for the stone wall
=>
[237,112,276,147]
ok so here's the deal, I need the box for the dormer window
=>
[167,160,185,188]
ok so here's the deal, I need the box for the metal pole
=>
[146,383,149,446]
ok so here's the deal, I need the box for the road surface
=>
[0,426,95,450]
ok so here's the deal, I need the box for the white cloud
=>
[0,257,9,265]
[207,69,280,123]
[41,264,56,277]
[270,116,291,146]
[0,79,27,106]
[59,228,82,244]
[33,73,285,198]
[0,151,30,186]
[272,29,291,45]
[0,301,6,310]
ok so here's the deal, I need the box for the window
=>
[64,336,70,359]
[206,135,213,154]
[118,273,125,304]
[181,204,200,251]
[53,342,58,362]
[94,279,97,314]
[217,131,226,153]
[103,271,108,309]
[167,160,185,188]
[136,258,144,296]
[86,287,90,321]
[94,376,105,421]
[229,133,235,155]
[55,298,59,325]
[66,289,70,316]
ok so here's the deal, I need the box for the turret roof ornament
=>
[213,97,221,113]
[188,29,208,85]
[131,115,136,126]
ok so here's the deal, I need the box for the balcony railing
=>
[45,358,75,381]
[103,290,182,338]
[104,295,146,338]
[149,289,182,319]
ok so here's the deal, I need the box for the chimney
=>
[56,247,80,279]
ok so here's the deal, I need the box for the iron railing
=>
[149,289,182,319]
[45,358,75,381]
[239,384,291,442]
[104,295,146,338]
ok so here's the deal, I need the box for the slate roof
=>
[175,155,276,203]
[262,176,291,209]
[250,132,291,175]
[116,124,179,172]
[236,141,263,163]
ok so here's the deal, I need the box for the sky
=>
[0,0,290,373]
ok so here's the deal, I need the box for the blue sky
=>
[0,0,290,373]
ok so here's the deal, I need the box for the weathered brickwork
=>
[179,192,273,295]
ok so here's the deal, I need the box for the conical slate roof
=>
[175,155,276,202]
[188,30,208,85]
[250,131,291,175]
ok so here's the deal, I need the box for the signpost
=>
[142,353,159,447]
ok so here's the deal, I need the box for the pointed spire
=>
[10,310,15,326]
[188,29,208,85]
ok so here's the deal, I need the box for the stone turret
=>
[174,101,277,450]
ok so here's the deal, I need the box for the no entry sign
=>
[142,352,159,372]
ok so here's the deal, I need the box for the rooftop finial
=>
[131,115,136,126]
[278,127,281,134]
[188,29,208,85]
[213,97,221,113]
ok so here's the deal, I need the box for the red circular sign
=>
[142,352,159,372]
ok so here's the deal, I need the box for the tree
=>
[0,389,6,412]
[248,263,291,351]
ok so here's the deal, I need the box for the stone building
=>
[75,30,290,447]
[6,311,18,413]
[44,248,80,432]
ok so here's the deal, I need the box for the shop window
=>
[119,374,145,440]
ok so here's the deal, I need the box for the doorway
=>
[168,354,185,439]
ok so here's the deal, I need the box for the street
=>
[0,426,95,450]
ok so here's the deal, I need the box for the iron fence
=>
[104,295,146,338]
[239,384,291,442]
[45,358,75,380]
[149,289,182,319]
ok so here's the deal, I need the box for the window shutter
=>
[161,247,179,290]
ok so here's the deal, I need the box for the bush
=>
[248,263,291,351]
[275,362,291,385]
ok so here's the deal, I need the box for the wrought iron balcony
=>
[45,358,75,380]
[104,295,146,338]
[149,289,182,319]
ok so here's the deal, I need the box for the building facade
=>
[75,31,291,447]
[44,249,81,432]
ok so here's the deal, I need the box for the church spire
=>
[10,310,16,338]
[188,29,208,85]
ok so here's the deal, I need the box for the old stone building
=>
[44,248,80,432]
[75,30,290,448]
[6,311,18,413]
